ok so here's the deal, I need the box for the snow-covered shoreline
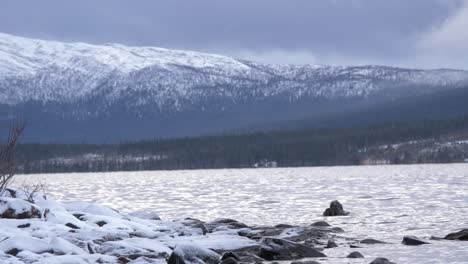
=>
[0,188,400,264]
[3,164,468,263]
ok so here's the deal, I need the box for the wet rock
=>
[402,235,429,246]
[311,221,330,227]
[369,257,396,264]
[168,244,220,264]
[347,251,364,258]
[325,240,338,248]
[360,238,387,245]
[445,229,468,241]
[0,198,41,219]
[323,200,348,216]
[257,237,326,261]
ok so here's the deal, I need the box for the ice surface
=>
[16,163,468,263]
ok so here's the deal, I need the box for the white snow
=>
[1,32,468,108]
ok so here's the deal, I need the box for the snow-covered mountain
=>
[1,32,468,142]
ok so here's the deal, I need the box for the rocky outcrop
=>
[0,198,41,219]
[257,237,326,260]
[323,200,349,216]
[402,236,430,246]
[168,244,220,264]
[445,229,468,241]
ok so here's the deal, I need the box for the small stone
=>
[402,235,429,246]
[17,223,31,228]
[311,221,330,227]
[325,240,338,248]
[360,238,387,244]
[65,223,80,229]
[347,251,364,258]
[369,257,396,264]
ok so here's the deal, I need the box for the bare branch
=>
[0,122,25,196]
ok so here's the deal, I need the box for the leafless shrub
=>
[0,122,25,196]
[21,182,46,203]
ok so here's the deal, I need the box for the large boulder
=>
[369,258,396,264]
[402,236,429,246]
[323,200,348,216]
[445,229,468,241]
[257,238,326,261]
[168,244,220,264]
[0,198,41,219]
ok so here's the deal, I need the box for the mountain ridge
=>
[1,33,468,142]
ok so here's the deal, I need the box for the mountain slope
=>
[1,33,468,142]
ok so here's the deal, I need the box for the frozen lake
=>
[18,163,468,263]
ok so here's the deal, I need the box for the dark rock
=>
[369,257,396,264]
[257,237,326,261]
[360,238,387,244]
[5,248,20,256]
[347,251,364,258]
[331,227,345,233]
[402,235,429,246]
[96,221,107,227]
[311,221,330,227]
[445,229,468,241]
[66,223,80,229]
[168,244,220,264]
[274,224,295,229]
[221,252,240,261]
[221,257,238,264]
[350,245,361,248]
[325,240,338,248]
[323,200,349,216]
[283,226,330,244]
[17,223,31,228]
[117,256,131,264]
[0,198,41,219]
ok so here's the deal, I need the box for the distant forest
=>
[16,115,468,174]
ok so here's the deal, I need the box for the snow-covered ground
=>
[9,163,468,263]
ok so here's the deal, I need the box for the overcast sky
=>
[1,0,468,69]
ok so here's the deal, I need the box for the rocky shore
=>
[0,191,466,264]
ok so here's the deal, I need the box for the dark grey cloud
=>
[1,0,467,68]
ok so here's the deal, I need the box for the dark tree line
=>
[16,115,468,174]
